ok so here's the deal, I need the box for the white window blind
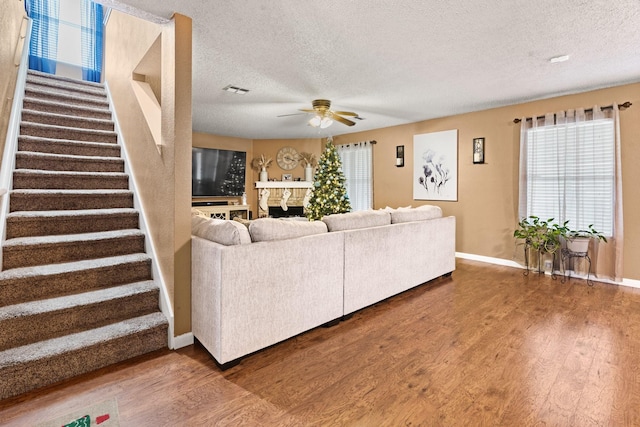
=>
[524,118,614,236]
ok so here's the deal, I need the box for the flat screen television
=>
[192,147,246,197]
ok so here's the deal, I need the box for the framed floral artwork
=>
[413,129,458,201]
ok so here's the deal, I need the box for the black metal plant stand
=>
[560,248,594,286]
[523,244,557,280]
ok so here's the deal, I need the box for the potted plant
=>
[251,155,273,181]
[298,152,317,182]
[514,216,567,273]
[564,224,607,254]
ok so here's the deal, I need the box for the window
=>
[58,0,82,67]
[522,118,615,236]
[26,0,103,81]
[337,142,373,211]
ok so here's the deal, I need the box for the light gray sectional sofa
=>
[191,205,456,368]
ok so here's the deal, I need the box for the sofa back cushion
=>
[322,210,391,232]
[191,215,252,245]
[390,205,443,224]
[249,218,328,242]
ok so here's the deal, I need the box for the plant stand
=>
[560,248,594,286]
[523,243,557,280]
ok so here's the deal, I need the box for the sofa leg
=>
[216,357,242,371]
[322,318,340,328]
[443,271,453,278]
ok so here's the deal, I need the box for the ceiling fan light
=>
[309,115,322,127]
[320,117,333,128]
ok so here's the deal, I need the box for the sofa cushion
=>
[322,210,391,232]
[390,205,443,224]
[191,215,252,245]
[249,218,328,242]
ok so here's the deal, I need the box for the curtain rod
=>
[513,101,632,124]
[336,140,377,146]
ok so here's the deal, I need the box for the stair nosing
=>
[25,83,107,99]
[24,87,109,105]
[7,208,137,218]
[0,281,157,320]
[16,151,123,163]
[21,109,114,126]
[20,121,117,137]
[25,79,107,96]
[27,70,106,88]
[22,96,111,114]
[13,169,127,178]
[0,253,151,280]
[11,189,132,195]
[18,135,121,149]
[0,312,167,365]
[4,228,144,247]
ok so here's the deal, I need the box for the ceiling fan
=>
[278,99,358,128]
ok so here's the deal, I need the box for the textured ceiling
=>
[105,0,640,140]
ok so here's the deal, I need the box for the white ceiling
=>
[106,0,640,140]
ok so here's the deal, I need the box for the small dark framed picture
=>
[396,145,404,167]
[282,173,293,181]
[473,138,485,164]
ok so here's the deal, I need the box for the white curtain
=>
[337,141,373,211]
[518,105,623,281]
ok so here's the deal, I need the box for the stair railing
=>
[0,18,31,270]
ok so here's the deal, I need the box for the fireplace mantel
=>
[255,181,313,189]
[255,181,314,217]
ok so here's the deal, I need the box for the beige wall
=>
[0,0,27,164]
[333,82,640,280]
[105,11,193,336]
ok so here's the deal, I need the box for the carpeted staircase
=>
[0,70,168,400]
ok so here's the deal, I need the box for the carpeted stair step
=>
[0,312,167,400]
[2,229,146,270]
[20,121,117,143]
[22,96,112,120]
[6,208,139,239]
[9,189,133,212]
[0,254,152,307]
[0,281,159,351]
[21,109,114,132]
[15,151,124,173]
[13,169,129,190]
[27,69,106,94]
[25,78,107,101]
[18,135,121,158]
[24,86,109,110]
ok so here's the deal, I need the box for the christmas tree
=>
[306,139,351,220]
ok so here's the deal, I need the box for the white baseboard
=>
[170,332,194,350]
[455,252,524,269]
[455,252,640,289]
[621,278,640,289]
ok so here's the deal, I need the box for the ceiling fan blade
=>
[277,112,307,117]
[332,110,358,117]
[330,112,356,126]
[299,109,316,113]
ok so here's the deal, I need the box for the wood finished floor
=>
[2,258,640,426]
